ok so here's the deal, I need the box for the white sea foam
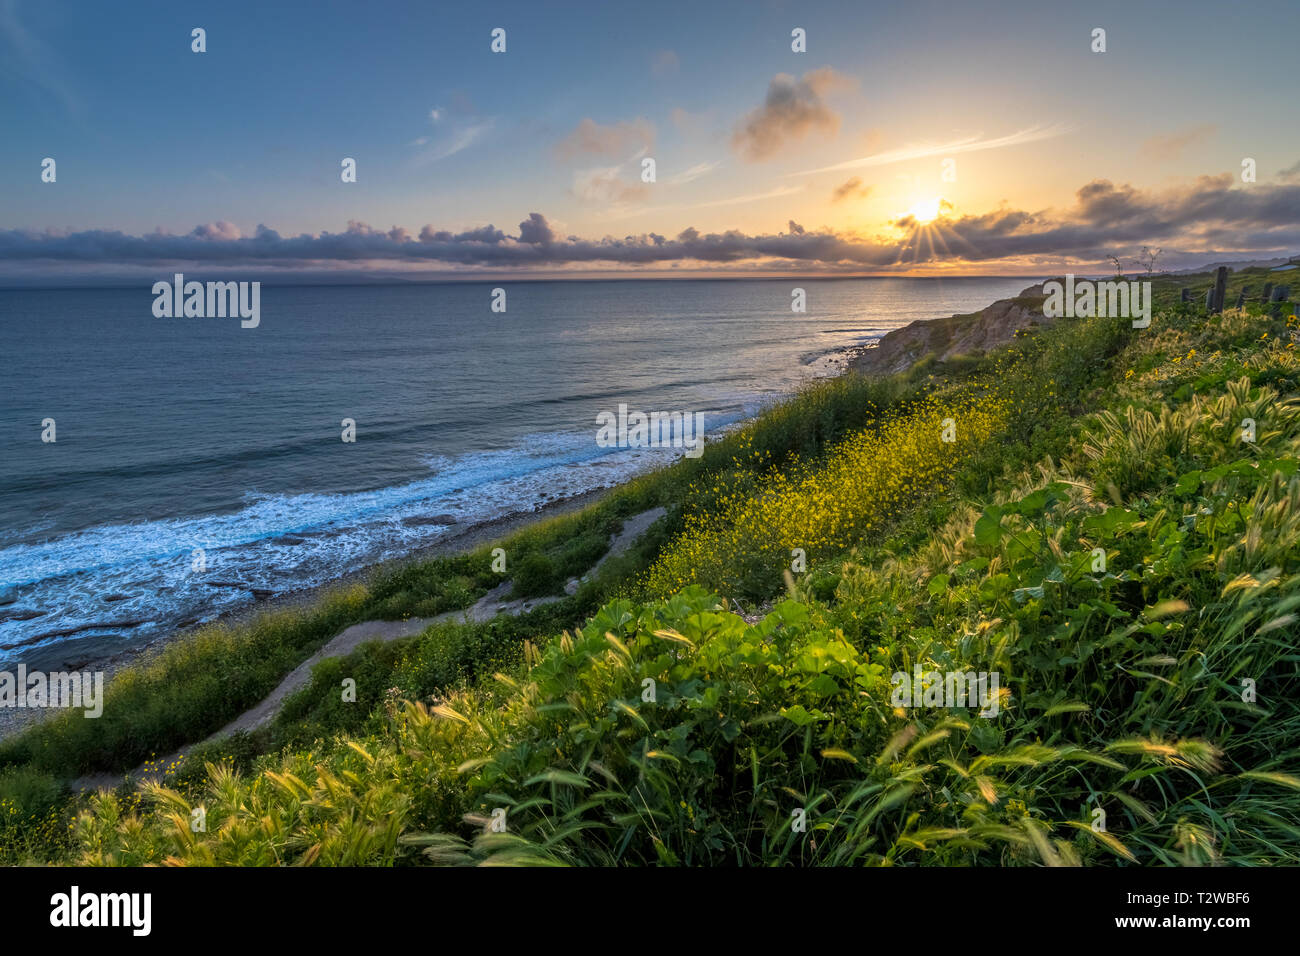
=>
[0,413,753,663]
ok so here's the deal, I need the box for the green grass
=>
[0,348,924,788]
[8,296,1300,866]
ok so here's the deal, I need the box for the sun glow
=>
[890,194,964,272]
[908,196,943,224]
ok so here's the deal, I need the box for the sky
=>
[3,0,1299,282]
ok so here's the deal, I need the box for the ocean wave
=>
[0,409,755,664]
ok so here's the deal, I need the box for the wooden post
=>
[1210,266,1228,314]
[1235,290,1247,310]
[1262,282,1274,301]
[1180,288,1190,303]
[1204,287,1215,312]
[1268,285,1290,318]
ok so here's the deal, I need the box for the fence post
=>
[1269,285,1291,318]
[1209,266,1228,314]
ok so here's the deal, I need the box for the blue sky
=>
[3,0,1299,279]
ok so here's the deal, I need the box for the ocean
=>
[0,276,1030,667]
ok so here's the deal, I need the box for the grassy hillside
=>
[4,282,1299,866]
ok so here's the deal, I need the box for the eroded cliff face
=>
[850,284,1052,376]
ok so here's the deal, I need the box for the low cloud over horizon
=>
[4,172,1299,283]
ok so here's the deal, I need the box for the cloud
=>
[1278,159,1300,183]
[1138,124,1217,161]
[688,184,804,209]
[444,224,505,244]
[409,99,493,164]
[665,160,721,185]
[795,123,1072,176]
[556,117,655,159]
[831,176,871,202]
[571,164,650,204]
[190,221,242,241]
[424,124,491,162]
[731,68,852,161]
[4,174,1298,277]
[517,212,554,244]
[412,113,494,165]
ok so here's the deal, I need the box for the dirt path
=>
[71,507,666,794]
[0,487,619,745]
[596,507,666,569]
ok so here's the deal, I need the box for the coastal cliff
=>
[850,284,1052,375]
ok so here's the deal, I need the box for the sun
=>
[907,196,944,224]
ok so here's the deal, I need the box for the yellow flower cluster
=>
[644,390,1012,596]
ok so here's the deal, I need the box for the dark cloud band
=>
[3,176,1298,275]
